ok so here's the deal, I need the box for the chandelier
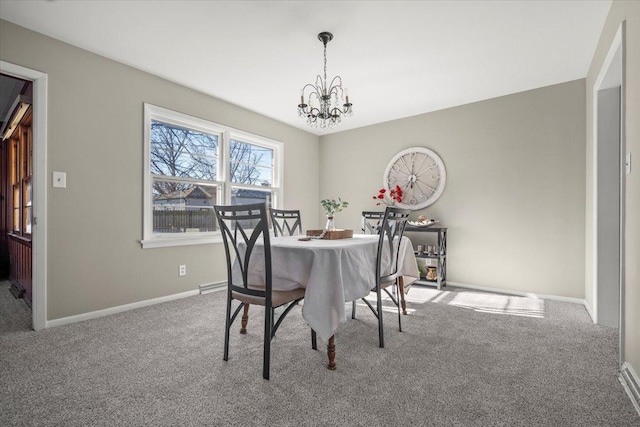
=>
[298,32,353,129]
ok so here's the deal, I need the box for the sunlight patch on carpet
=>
[447,292,545,318]
[402,286,546,318]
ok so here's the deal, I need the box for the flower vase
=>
[325,216,336,231]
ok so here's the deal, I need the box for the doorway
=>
[0,61,48,331]
[1,74,33,310]
[592,23,626,361]
[596,86,621,329]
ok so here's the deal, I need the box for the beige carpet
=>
[0,280,31,334]
[1,285,638,426]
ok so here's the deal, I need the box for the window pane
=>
[231,188,272,206]
[12,186,20,232]
[152,179,218,234]
[26,127,33,176]
[11,141,19,183]
[230,187,272,229]
[151,120,218,180]
[229,139,273,185]
[23,180,31,234]
[25,181,32,206]
[24,207,32,234]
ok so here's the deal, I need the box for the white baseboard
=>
[583,300,596,323]
[446,281,587,305]
[199,281,226,294]
[46,289,201,328]
[620,362,640,416]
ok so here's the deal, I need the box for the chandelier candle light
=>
[298,32,353,129]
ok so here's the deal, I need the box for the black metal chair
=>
[361,211,385,234]
[363,210,413,315]
[214,203,306,380]
[270,208,302,237]
[352,206,410,348]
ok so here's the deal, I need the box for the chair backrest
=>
[376,206,411,284]
[214,203,272,304]
[362,211,385,234]
[270,208,302,237]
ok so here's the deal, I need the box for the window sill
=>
[8,233,32,243]
[140,234,223,249]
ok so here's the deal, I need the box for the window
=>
[142,104,283,248]
[8,109,32,237]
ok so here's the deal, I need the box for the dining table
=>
[236,233,420,370]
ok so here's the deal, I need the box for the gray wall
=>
[319,80,586,298]
[585,0,640,381]
[0,20,320,320]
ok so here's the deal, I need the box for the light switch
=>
[625,153,631,175]
[52,171,66,188]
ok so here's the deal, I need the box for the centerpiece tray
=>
[306,229,354,240]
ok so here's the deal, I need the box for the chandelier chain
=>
[323,42,327,89]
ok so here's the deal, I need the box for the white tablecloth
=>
[235,234,419,341]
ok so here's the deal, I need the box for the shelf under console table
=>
[405,226,448,290]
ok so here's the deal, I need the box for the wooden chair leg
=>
[396,283,403,332]
[311,329,317,350]
[240,303,250,334]
[351,300,357,319]
[327,336,336,370]
[398,276,407,315]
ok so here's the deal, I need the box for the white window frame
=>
[141,104,283,248]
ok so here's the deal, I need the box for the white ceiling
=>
[0,0,611,136]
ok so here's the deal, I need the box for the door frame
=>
[0,61,48,331]
[591,22,626,365]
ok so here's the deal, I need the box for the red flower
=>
[372,186,403,206]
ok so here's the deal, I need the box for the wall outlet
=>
[179,265,186,276]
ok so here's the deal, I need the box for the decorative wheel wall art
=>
[383,146,446,210]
